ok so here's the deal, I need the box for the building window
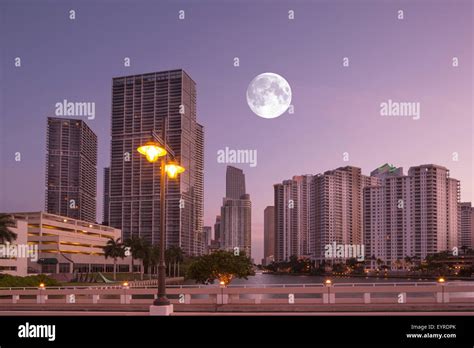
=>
[41,264,56,274]
[59,263,70,273]
[73,264,89,273]
[118,265,130,272]
[0,266,17,271]
[91,264,104,272]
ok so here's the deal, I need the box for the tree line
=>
[103,236,184,280]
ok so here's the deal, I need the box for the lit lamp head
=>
[438,277,445,284]
[324,279,332,286]
[137,141,167,163]
[39,283,45,290]
[165,163,185,179]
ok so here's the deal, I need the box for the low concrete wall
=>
[0,282,472,306]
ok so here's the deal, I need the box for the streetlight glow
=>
[165,163,185,179]
[137,137,186,311]
[137,141,167,163]
[438,277,445,283]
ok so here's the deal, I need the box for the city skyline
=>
[271,163,471,267]
[3,109,473,261]
[1,1,472,262]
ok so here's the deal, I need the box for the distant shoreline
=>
[261,272,474,282]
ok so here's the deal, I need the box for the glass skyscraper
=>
[45,117,97,222]
[108,69,204,255]
[220,166,251,257]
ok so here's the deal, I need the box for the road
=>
[0,310,473,316]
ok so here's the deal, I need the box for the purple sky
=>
[1,0,472,262]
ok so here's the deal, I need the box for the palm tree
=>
[0,214,17,244]
[166,246,184,277]
[133,238,150,280]
[141,243,157,280]
[125,236,152,279]
[124,236,140,274]
[146,244,160,279]
[103,238,125,280]
[174,246,184,277]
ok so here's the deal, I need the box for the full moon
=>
[246,72,292,119]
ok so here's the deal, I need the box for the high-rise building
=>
[311,166,377,261]
[220,166,251,257]
[209,216,221,252]
[108,70,204,255]
[202,226,212,254]
[194,124,205,255]
[45,117,97,222]
[364,164,411,268]
[295,175,312,257]
[221,195,252,257]
[102,167,110,225]
[274,180,297,262]
[273,163,462,267]
[263,206,275,265]
[459,202,473,249]
[226,166,246,199]
[273,175,312,262]
[408,164,459,259]
[447,177,461,250]
[363,164,461,267]
[214,215,221,245]
[471,206,474,250]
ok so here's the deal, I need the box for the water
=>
[181,273,474,301]
[183,273,437,286]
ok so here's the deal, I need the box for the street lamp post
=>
[137,134,185,313]
[155,154,169,306]
[324,279,332,304]
[438,277,446,304]
[219,280,226,305]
